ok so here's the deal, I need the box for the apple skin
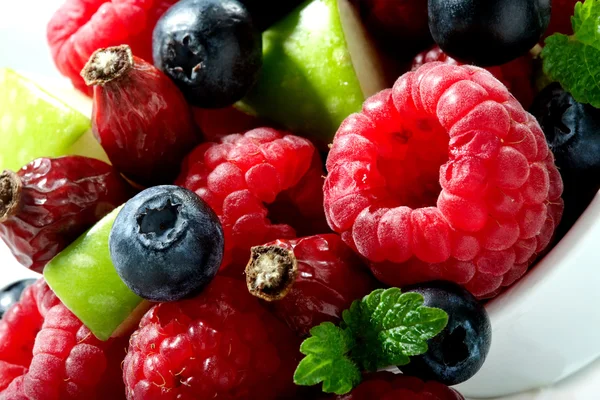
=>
[44,207,143,341]
[0,69,93,171]
[238,0,379,146]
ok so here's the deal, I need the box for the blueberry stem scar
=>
[81,45,134,86]
[245,245,298,302]
[0,170,22,223]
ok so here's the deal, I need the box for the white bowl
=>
[457,191,600,398]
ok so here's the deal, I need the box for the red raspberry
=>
[192,107,264,143]
[412,45,535,108]
[0,279,128,399]
[543,0,577,39]
[331,372,464,400]
[123,276,300,399]
[323,63,564,299]
[82,45,199,186]
[0,156,132,273]
[47,0,177,95]
[176,128,328,275]
[245,234,378,336]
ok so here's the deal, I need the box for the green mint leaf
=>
[343,288,448,372]
[293,322,361,395]
[542,0,600,107]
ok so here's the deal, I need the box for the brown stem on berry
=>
[0,170,22,223]
[81,45,134,86]
[245,245,298,302]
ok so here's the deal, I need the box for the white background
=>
[1,1,600,399]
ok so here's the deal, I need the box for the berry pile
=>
[3,0,597,398]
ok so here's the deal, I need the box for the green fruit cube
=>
[238,0,387,145]
[44,207,144,341]
[0,69,101,171]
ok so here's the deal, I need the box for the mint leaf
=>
[542,0,600,107]
[293,322,361,395]
[343,288,448,372]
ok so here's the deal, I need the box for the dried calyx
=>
[81,44,134,86]
[245,245,298,301]
[0,170,22,223]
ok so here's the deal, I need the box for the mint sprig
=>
[293,288,448,395]
[542,0,600,107]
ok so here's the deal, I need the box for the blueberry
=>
[109,185,224,302]
[428,0,551,66]
[530,83,600,238]
[399,281,491,386]
[152,0,262,108]
[0,278,37,319]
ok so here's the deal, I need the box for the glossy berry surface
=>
[0,279,36,319]
[330,372,464,400]
[82,45,199,186]
[530,83,600,238]
[0,279,129,399]
[353,0,432,59]
[0,156,132,273]
[176,128,328,276]
[153,0,262,108]
[246,234,378,337]
[324,63,564,298]
[123,276,300,399]
[399,281,491,386]
[110,185,224,302]
[428,0,551,66]
[412,45,535,108]
[47,0,178,95]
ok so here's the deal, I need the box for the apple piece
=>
[44,206,146,341]
[237,0,387,145]
[0,69,107,170]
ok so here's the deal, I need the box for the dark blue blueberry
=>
[428,0,551,66]
[109,185,224,302]
[530,83,600,239]
[399,281,491,386]
[0,278,37,319]
[152,0,262,108]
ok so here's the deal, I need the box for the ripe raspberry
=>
[330,372,464,400]
[324,63,564,299]
[0,156,132,273]
[543,0,577,39]
[47,0,177,95]
[82,45,199,186]
[412,45,535,108]
[245,234,378,336]
[176,128,328,275]
[0,279,129,399]
[123,276,300,399]
[192,107,264,143]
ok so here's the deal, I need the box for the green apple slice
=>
[0,69,107,171]
[44,207,146,341]
[238,0,387,145]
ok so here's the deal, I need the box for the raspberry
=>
[176,128,328,274]
[0,156,132,273]
[123,276,300,399]
[47,0,178,95]
[412,45,535,108]
[0,279,129,399]
[323,63,564,299]
[331,372,464,400]
[245,234,378,336]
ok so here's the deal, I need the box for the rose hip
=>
[0,156,132,273]
[245,234,379,336]
[81,45,200,186]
